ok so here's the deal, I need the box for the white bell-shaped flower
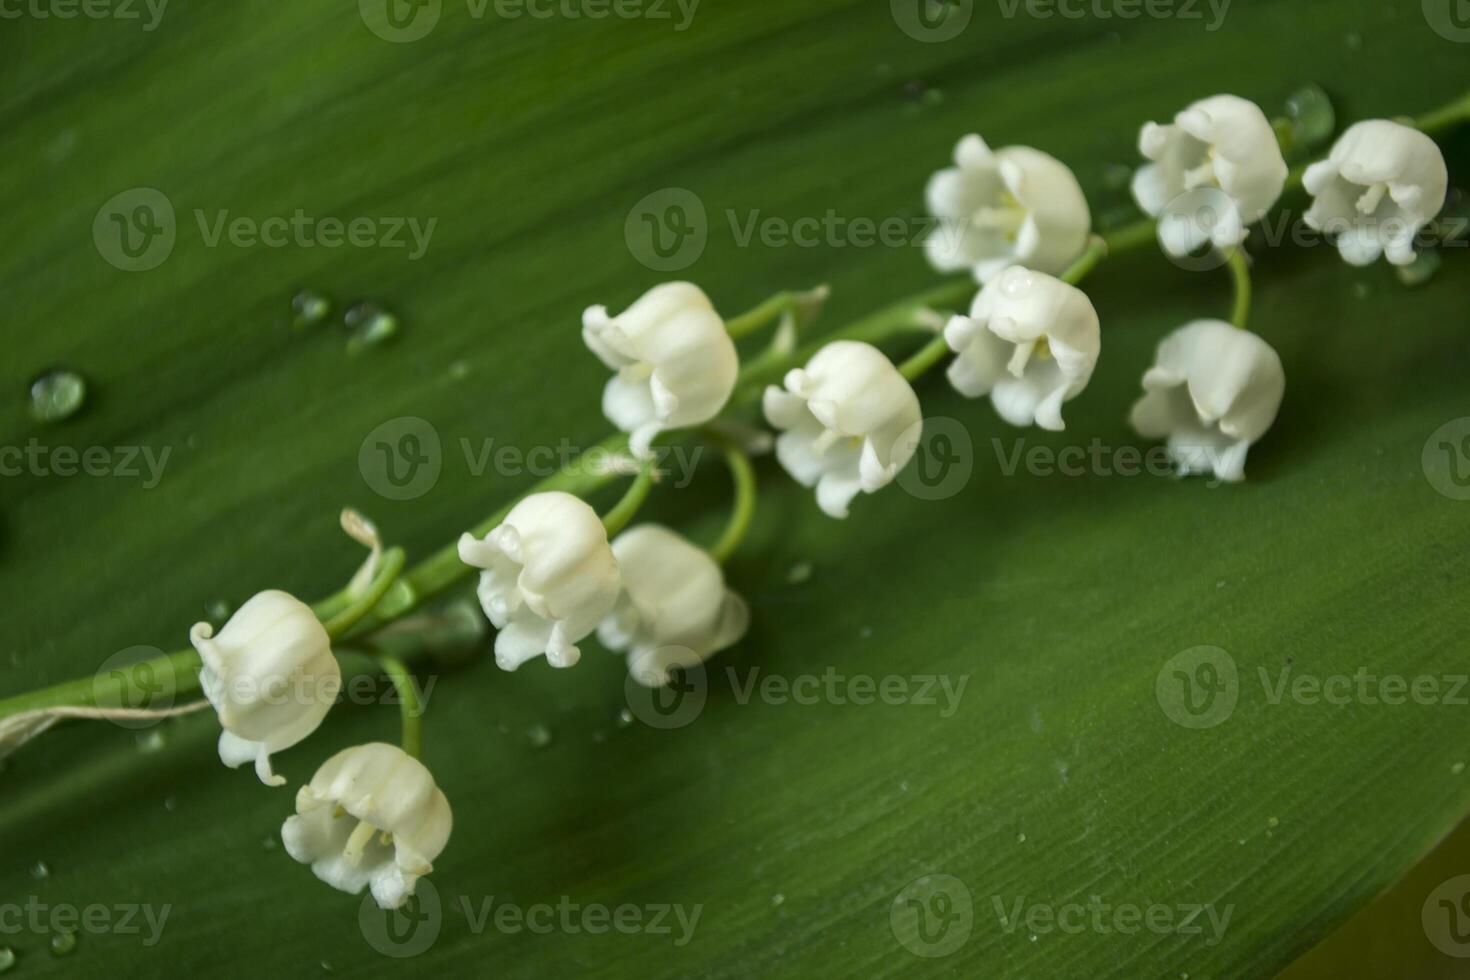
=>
[597,524,750,687]
[458,491,621,670]
[1303,119,1448,266]
[189,590,341,787]
[1132,94,1288,257]
[281,742,452,910]
[925,134,1092,283]
[1129,319,1284,482]
[763,341,922,519]
[583,282,739,457]
[942,266,1100,431]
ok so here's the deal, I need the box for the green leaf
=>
[2,2,1468,977]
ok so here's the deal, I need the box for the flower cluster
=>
[157,88,1455,916]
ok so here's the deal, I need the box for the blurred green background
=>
[4,0,1470,976]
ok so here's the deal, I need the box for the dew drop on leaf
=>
[344,303,399,355]
[616,708,634,729]
[786,561,813,585]
[30,860,49,880]
[527,724,553,749]
[27,369,86,423]
[1453,762,1464,775]
[1283,84,1335,151]
[135,729,166,754]
[49,932,76,957]
[291,289,330,328]
[0,947,14,973]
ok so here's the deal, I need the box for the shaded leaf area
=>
[2,1,1469,976]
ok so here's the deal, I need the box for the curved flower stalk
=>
[1132,94,1288,257]
[943,266,1100,431]
[1129,319,1285,482]
[458,491,622,671]
[763,341,922,519]
[281,742,452,910]
[584,282,740,457]
[924,134,1091,283]
[597,524,750,687]
[1303,119,1449,267]
[189,590,342,787]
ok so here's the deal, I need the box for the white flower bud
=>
[597,525,749,687]
[1129,319,1284,482]
[1132,94,1288,257]
[1303,119,1448,266]
[281,742,452,910]
[763,341,922,519]
[458,491,621,671]
[925,134,1092,283]
[189,590,341,787]
[583,282,739,457]
[943,266,1100,431]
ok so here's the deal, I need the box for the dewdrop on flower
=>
[1132,94,1288,258]
[583,282,739,458]
[281,742,452,910]
[763,340,922,519]
[189,590,342,787]
[1129,319,1284,482]
[458,491,621,670]
[1303,119,1448,267]
[597,524,750,687]
[943,266,1100,431]
[924,134,1092,283]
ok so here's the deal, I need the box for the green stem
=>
[374,652,423,759]
[1225,247,1252,329]
[1061,235,1109,284]
[898,334,951,382]
[725,291,797,340]
[600,460,656,537]
[324,548,406,637]
[1415,91,1470,137]
[708,439,756,564]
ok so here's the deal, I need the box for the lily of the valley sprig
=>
[3,84,1468,914]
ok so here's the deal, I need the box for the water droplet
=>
[1351,281,1371,300]
[50,931,76,957]
[1016,832,1027,844]
[591,730,607,745]
[786,561,813,585]
[291,289,330,328]
[1028,933,1038,943]
[448,360,471,381]
[1283,84,1335,151]
[205,598,232,622]
[527,724,553,749]
[1344,30,1362,49]
[261,835,280,850]
[163,795,178,812]
[1395,249,1441,287]
[1267,816,1279,828]
[859,626,874,640]
[0,947,15,973]
[616,708,635,729]
[345,303,399,354]
[1453,762,1465,775]
[30,860,50,880]
[135,729,166,753]
[899,780,910,792]
[28,369,86,423]
[771,893,785,906]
